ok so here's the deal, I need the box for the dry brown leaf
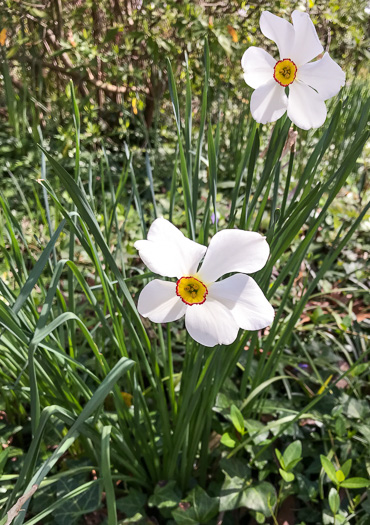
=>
[5,485,38,525]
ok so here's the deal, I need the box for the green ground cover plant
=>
[0,4,369,525]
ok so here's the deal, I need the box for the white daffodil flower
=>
[241,10,346,130]
[135,218,274,347]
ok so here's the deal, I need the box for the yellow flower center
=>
[273,58,297,87]
[176,276,208,306]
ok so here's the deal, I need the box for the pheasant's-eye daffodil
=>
[135,218,274,347]
[241,10,346,130]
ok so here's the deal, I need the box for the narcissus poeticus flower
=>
[241,10,345,130]
[135,218,274,347]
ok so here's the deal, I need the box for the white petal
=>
[290,11,324,66]
[198,230,270,284]
[134,217,207,278]
[209,274,274,331]
[250,78,288,125]
[297,53,346,100]
[137,280,186,323]
[260,11,295,59]
[241,47,275,90]
[288,81,327,130]
[185,298,239,347]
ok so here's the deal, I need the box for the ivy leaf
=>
[53,477,101,525]
[117,490,147,518]
[148,481,181,511]
[189,486,219,523]
[172,486,219,524]
[219,476,276,517]
[219,475,247,511]
[220,457,251,480]
[171,505,198,525]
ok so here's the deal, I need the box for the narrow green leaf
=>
[341,459,352,479]
[12,219,65,315]
[207,125,218,233]
[145,152,157,219]
[274,449,285,470]
[192,39,209,220]
[13,357,135,525]
[241,376,290,411]
[320,456,338,485]
[339,477,370,489]
[37,147,150,349]
[101,426,117,525]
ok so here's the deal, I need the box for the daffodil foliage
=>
[0,8,369,525]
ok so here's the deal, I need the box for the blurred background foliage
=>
[1,0,369,152]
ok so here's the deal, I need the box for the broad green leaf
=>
[171,507,198,525]
[279,469,295,483]
[283,441,302,470]
[328,488,340,515]
[341,459,352,479]
[220,457,250,480]
[336,470,345,483]
[335,415,346,438]
[53,476,101,525]
[243,483,276,517]
[172,486,219,524]
[117,491,147,519]
[190,486,219,522]
[148,481,181,510]
[219,476,276,517]
[20,481,99,525]
[339,478,370,489]
[220,433,236,448]
[320,455,338,485]
[285,458,302,472]
[230,405,244,434]
[219,475,248,511]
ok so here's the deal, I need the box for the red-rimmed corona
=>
[176,276,208,305]
[241,10,346,130]
[273,58,297,87]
